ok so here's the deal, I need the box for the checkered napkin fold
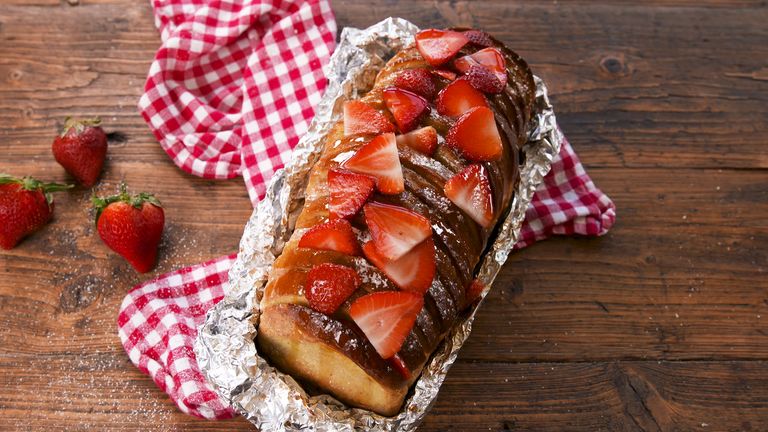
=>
[121,0,616,420]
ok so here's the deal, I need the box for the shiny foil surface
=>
[194,17,563,431]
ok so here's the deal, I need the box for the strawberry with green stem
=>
[0,174,73,249]
[93,184,164,273]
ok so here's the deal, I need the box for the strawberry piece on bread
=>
[436,78,488,117]
[349,291,424,359]
[396,126,438,156]
[465,65,505,94]
[305,263,361,315]
[453,47,508,89]
[414,29,469,66]
[298,219,360,256]
[393,68,436,100]
[432,69,457,82]
[444,164,495,228]
[328,169,375,220]
[364,202,432,261]
[465,279,486,304]
[383,87,430,133]
[343,100,395,136]
[445,106,503,161]
[362,238,436,295]
[342,133,404,194]
[463,30,494,48]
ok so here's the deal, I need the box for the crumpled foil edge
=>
[194,17,562,432]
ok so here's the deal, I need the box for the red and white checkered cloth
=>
[122,0,615,420]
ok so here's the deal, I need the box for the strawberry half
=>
[349,291,424,359]
[343,100,395,136]
[342,133,404,195]
[363,238,435,295]
[305,263,361,315]
[432,69,457,82]
[453,47,508,89]
[444,164,494,227]
[466,65,505,94]
[436,78,488,117]
[298,219,360,256]
[393,68,436,100]
[363,202,432,261]
[389,353,411,380]
[466,279,486,304]
[383,87,429,133]
[328,169,375,220]
[463,30,494,48]
[414,29,469,66]
[396,126,438,156]
[445,106,503,161]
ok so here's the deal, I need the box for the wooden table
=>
[1,1,766,430]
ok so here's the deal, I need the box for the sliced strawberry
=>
[445,106,503,161]
[383,87,429,133]
[444,164,494,227]
[328,169,375,220]
[342,133,404,195]
[396,126,438,156]
[393,68,436,100]
[436,78,488,117]
[389,353,411,380]
[463,30,494,47]
[349,291,424,359]
[465,278,485,304]
[414,29,469,67]
[364,202,432,261]
[298,219,360,256]
[363,238,435,294]
[305,263,361,315]
[343,100,395,136]
[466,65,505,94]
[432,69,457,81]
[453,47,508,88]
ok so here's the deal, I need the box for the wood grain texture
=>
[0,0,766,431]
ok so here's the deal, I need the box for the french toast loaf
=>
[257,28,535,416]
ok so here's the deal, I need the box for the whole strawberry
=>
[93,185,164,273]
[52,117,108,187]
[0,174,72,249]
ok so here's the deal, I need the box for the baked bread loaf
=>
[257,28,535,416]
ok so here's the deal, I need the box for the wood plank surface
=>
[1,0,766,431]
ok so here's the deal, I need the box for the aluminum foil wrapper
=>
[195,17,563,431]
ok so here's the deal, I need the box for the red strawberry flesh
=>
[305,263,361,315]
[328,169,376,220]
[349,291,424,359]
[453,47,508,89]
[393,68,436,100]
[363,202,432,261]
[466,279,486,304]
[341,133,404,195]
[436,78,488,117]
[445,106,503,161]
[414,29,469,66]
[396,126,438,156]
[383,87,429,133]
[343,100,395,136]
[298,219,360,256]
[363,238,436,295]
[444,164,495,227]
